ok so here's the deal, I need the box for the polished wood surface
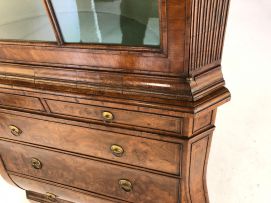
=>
[0,155,21,188]
[0,0,231,202]
[0,62,226,101]
[1,141,179,203]
[0,113,181,174]
[46,99,182,133]
[0,92,45,112]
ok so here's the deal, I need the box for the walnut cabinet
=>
[0,0,231,202]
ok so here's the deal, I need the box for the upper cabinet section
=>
[0,0,230,77]
[0,0,172,74]
[51,0,160,47]
[0,0,56,42]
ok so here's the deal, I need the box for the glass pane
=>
[52,0,160,46]
[0,0,56,41]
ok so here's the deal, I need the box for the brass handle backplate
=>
[31,158,42,170]
[8,125,22,136]
[102,111,114,123]
[119,179,133,192]
[46,192,57,202]
[111,144,124,157]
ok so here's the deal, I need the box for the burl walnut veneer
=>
[0,0,230,202]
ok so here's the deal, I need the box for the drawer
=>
[10,175,116,203]
[0,92,45,111]
[0,141,180,203]
[0,113,180,175]
[46,99,182,133]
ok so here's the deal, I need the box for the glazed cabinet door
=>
[0,0,160,47]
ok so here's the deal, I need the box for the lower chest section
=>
[0,111,182,203]
[0,90,216,203]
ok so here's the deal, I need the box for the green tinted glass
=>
[52,0,160,46]
[0,0,56,42]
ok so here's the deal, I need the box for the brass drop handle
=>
[119,179,133,192]
[102,111,114,123]
[110,144,124,157]
[46,192,57,202]
[9,125,22,136]
[31,158,42,170]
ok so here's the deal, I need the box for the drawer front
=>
[0,141,179,203]
[46,99,182,133]
[0,113,180,174]
[10,175,115,203]
[0,92,45,111]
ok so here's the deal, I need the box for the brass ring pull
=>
[110,144,124,157]
[102,111,114,123]
[8,125,22,136]
[46,192,57,202]
[31,158,42,170]
[119,179,133,192]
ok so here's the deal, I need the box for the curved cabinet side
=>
[188,135,211,203]
[0,155,22,188]
[180,129,214,203]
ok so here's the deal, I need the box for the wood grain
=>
[189,137,209,202]
[0,113,181,174]
[1,141,179,203]
[11,175,117,203]
[0,0,231,202]
[0,155,21,188]
[0,92,45,112]
[193,111,213,132]
[46,99,182,133]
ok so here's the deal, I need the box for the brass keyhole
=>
[111,144,124,157]
[102,111,114,123]
[31,158,42,170]
[8,125,22,136]
[46,192,57,202]
[119,179,133,192]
